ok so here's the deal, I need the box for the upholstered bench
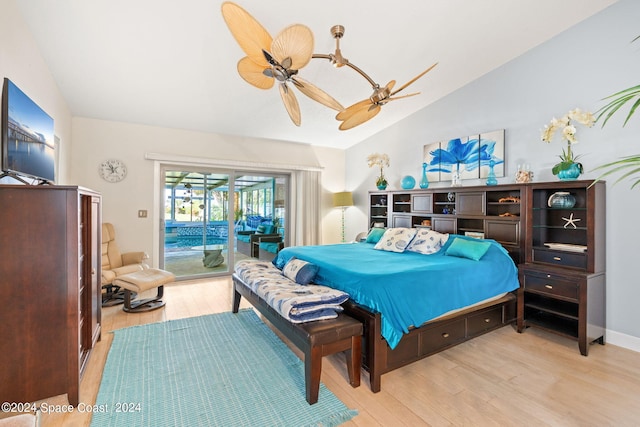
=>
[113,268,175,313]
[232,274,362,405]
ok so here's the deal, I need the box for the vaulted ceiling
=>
[16,0,617,148]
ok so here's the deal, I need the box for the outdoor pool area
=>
[165,221,229,251]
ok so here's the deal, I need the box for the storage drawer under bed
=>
[467,305,504,336]
[387,317,466,367]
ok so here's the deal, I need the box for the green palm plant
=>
[592,36,640,188]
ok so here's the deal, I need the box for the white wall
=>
[71,118,346,265]
[0,0,73,184]
[345,0,640,349]
[312,146,348,244]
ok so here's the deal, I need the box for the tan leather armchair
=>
[101,222,147,306]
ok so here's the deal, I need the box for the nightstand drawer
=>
[522,273,578,300]
[532,248,586,269]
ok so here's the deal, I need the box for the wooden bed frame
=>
[342,292,517,392]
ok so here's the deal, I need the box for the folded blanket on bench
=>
[234,259,349,323]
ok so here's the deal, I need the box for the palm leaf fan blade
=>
[336,99,371,121]
[291,77,343,111]
[338,104,381,130]
[279,84,301,126]
[271,24,314,70]
[221,2,272,66]
[384,80,396,93]
[237,57,274,89]
[390,63,438,96]
[387,92,420,102]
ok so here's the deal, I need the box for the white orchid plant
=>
[367,153,390,187]
[541,108,595,175]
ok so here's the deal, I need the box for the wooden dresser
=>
[0,185,102,406]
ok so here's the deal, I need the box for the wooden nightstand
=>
[517,264,605,356]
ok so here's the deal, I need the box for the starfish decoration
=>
[562,213,582,229]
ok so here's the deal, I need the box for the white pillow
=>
[406,229,449,254]
[374,228,417,253]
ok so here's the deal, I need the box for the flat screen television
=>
[1,78,55,184]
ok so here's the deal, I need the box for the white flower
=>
[562,125,577,144]
[540,108,594,144]
[367,153,390,169]
[542,120,558,143]
[568,108,595,127]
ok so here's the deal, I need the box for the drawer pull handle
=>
[553,256,562,261]
[545,284,553,289]
[484,318,491,323]
[442,332,449,338]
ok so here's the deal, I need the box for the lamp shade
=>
[333,191,354,208]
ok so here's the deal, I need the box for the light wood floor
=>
[29,277,640,426]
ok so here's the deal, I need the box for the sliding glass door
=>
[160,166,288,280]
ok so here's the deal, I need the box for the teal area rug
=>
[91,309,357,427]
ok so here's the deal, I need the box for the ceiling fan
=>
[221,2,343,126]
[221,2,437,130]
[311,25,437,130]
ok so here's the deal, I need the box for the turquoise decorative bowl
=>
[401,175,416,189]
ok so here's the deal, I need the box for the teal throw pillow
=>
[262,224,275,234]
[445,237,491,261]
[282,257,318,285]
[365,227,386,243]
[256,225,266,233]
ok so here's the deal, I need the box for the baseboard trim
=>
[606,329,640,353]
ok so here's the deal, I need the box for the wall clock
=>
[99,159,127,183]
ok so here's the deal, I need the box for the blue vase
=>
[401,175,416,189]
[486,160,498,186]
[419,163,429,189]
[557,163,582,181]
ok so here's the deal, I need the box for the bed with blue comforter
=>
[273,235,519,350]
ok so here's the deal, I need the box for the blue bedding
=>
[273,235,519,349]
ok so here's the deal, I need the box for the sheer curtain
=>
[290,169,321,246]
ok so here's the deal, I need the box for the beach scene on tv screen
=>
[5,80,54,181]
